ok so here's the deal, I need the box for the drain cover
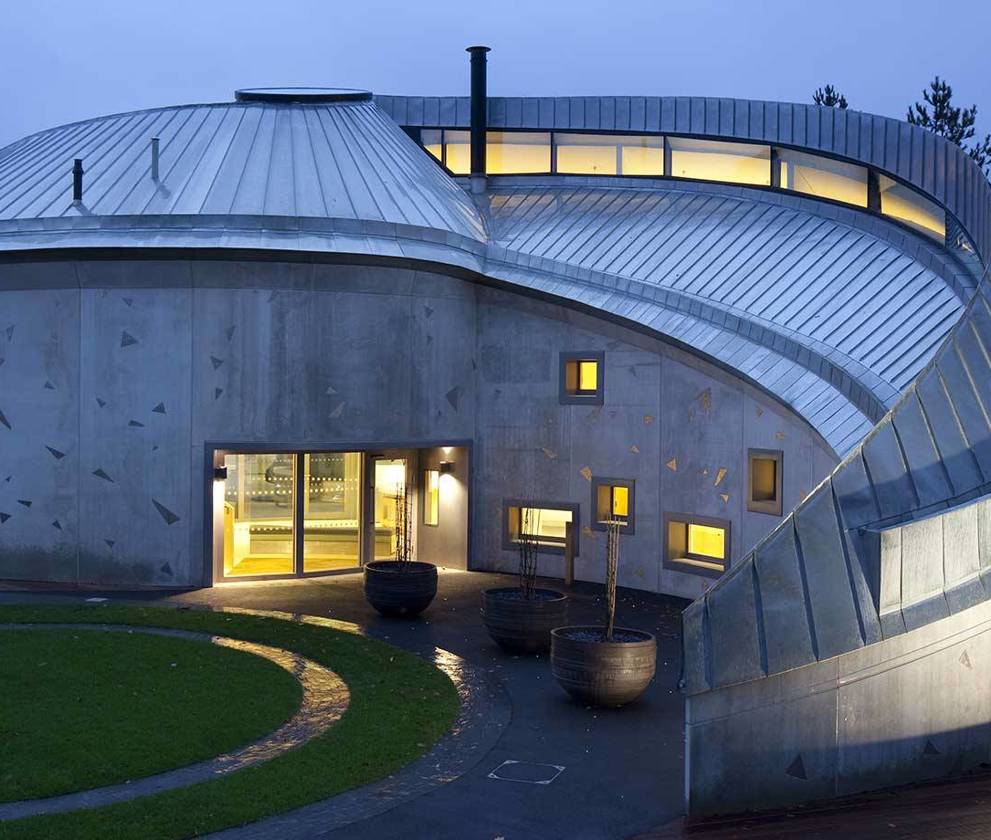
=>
[487,760,565,785]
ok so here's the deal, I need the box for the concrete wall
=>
[0,257,835,594]
[686,502,991,815]
[472,289,836,601]
[416,445,469,571]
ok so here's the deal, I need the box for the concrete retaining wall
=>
[686,495,991,816]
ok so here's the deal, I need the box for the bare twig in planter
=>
[519,503,539,599]
[393,483,413,573]
[604,520,620,640]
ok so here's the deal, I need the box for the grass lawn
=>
[0,604,460,840]
[1,628,302,801]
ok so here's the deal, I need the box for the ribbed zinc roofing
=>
[0,100,487,240]
[484,182,964,398]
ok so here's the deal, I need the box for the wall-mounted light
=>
[214,466,228,481]
[439,460,455,475]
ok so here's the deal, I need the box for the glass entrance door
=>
[222,452,296,578]
[372,457,408,561]
[302,452,362,573]
[217,449,424,581]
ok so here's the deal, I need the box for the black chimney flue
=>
[466,45,490,192]
[72,158,84,202]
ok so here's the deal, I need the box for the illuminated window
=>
[591,477,636,533]
[560,351,604,405]
[747,449,783,516]
[373,458,407,560]
[664,513,730,578]
[621,138,666,176]
[302,452,363,573]
[503,500,579,554]
[444,129,471,175]
[879,175,945,241]
[423,469,440,526]
[555,133,664,177]
[421,129,443,163]
[669,137,771,186]
[487,131,551,174]
[223,453,296,578]
[776,148,868,207]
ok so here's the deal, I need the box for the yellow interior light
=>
[669,138,770,186]
[578,360,598,392]
[612,485,629,517]
[687,524,725,560]
[424,469,439,526]
[620,145,664,176]
[880,176,945,239]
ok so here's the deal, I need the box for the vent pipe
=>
[72,158,84,202]
[466,45,490,194]
[150,137,160,181]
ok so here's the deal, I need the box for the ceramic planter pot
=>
[363,560,437,617]
[550,625,656,707]
[480,587,568,653]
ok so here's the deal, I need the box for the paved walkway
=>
[14,571,991,838]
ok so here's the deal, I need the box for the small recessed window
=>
[503,500,580,555]
[591,477,636,534]
[747,448,783,516]
[664,513,730,578]
[423,469,440,526]
[560,351,604,405]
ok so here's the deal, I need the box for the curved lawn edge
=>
[0,626,304,803]
[0,604,460,840]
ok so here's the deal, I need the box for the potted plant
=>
[481,505,567,653]
[363,484,437,617]
[550,520,655,706]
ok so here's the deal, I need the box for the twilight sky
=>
[2,0,989,150]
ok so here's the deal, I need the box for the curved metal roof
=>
[0,95,975,457]
[485,181,965,401]
[379,94,991,264]
[0,100,486,240]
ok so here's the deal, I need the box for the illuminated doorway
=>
[371,456,408,561]
[222,452,296,578]
[213,445,467,582]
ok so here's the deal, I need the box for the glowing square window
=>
[664,513,731,578]
[560,351,604,405]
[503,500,580,555]
[592,477,636,534]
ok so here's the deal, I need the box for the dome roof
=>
[0,98,486,240]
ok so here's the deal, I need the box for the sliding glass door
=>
[302,452,362,573]
[371,457,408,561]
[222,452,296,577]
[220,450,364,580]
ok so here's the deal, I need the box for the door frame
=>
[363,449,415,567]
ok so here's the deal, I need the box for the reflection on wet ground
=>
[0,623,349,821]
[208,614,510,840]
